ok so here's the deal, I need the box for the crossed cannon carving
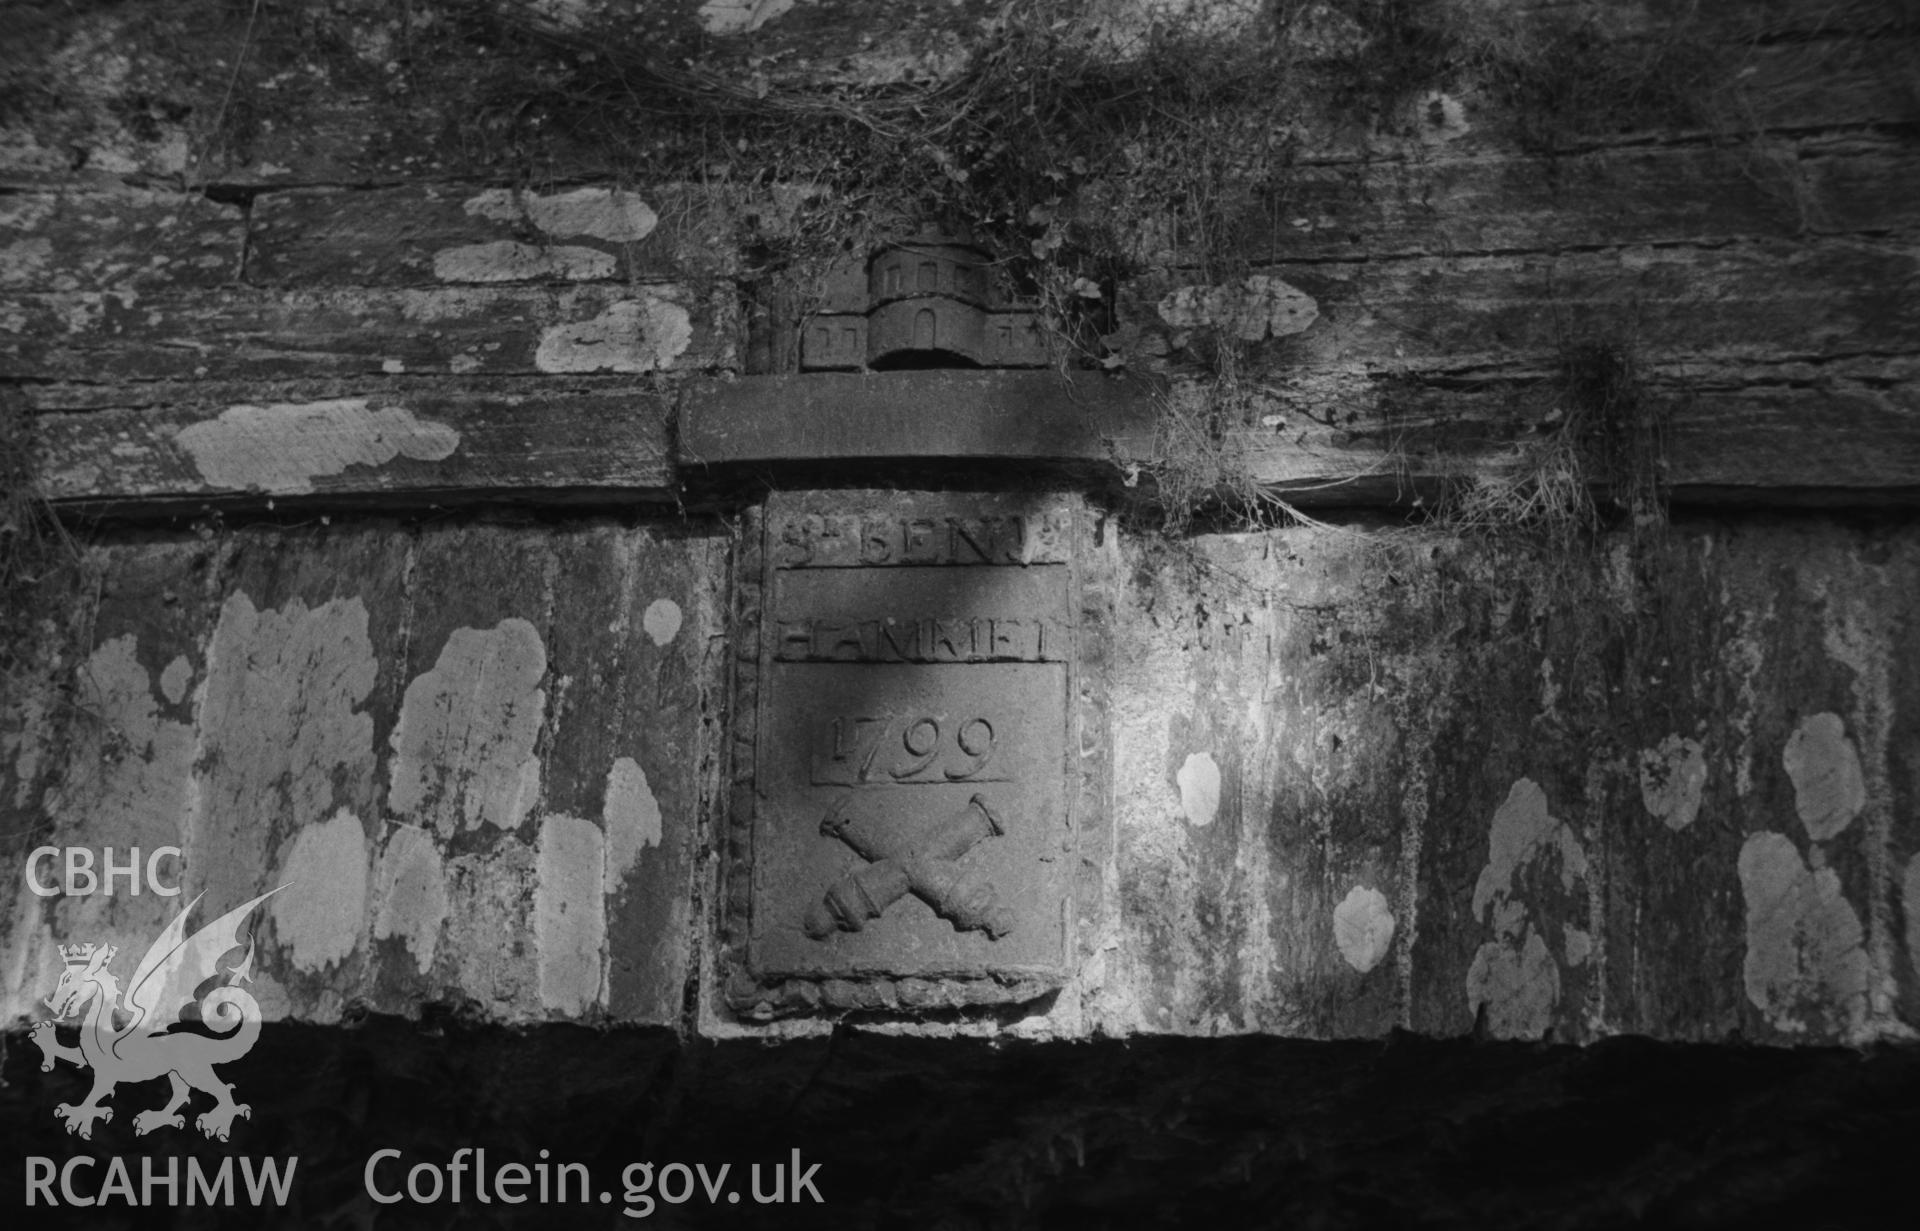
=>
[803,792,1013,941]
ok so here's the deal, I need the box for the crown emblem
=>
[59,942,112,968]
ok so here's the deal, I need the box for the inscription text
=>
[775,513,1068,568]
[775,616,1062,664]
[813,713,1010,785]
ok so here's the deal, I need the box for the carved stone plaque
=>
[721,491,1101,1017]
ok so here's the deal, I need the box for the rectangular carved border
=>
[715,491,1110,1022]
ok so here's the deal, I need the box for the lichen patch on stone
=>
[1176,751,1220,827]
[158,654,192,705]
[1467,929,1560,1039]
[536,812,606,1016]
[372,823,448,972]
[462,186,658,243]
[195,593,378,912]
[698,0,797,36]
[175,399,460,494]
[1782,712,1865,841]
[1472,778,1588,921]
[1416,90,1472,143]
[431,240,615,283]
[641,598,683,647]
[1157,275,1318,342]
[1737,830,1868,1036]
[61,634,196,851]
[1332,884,1395,973]
[534,296,692,374]
[1466,779,1589,1039]
[272,808,370,972]
[1639,734,1707,831]
[387,618,547,838]
[603,756,661,892]
[443,837,537,1016]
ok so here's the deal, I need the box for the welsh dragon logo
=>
[29,887,283,1142]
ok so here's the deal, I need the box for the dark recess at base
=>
[3,1021,1912,1229]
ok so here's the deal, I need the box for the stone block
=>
[679,370,1158,469]
[716,490,1107,1020]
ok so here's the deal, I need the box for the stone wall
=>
[7,513,1916,1048]
[3,520,719,1030]
[2,0,1918,1221]
[5,0,1914,506]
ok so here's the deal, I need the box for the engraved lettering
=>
[1001,515,1028,563]
[811,713,1014,785]
[928,619,969,662]
[949,517,995,564]
[901,518,940,564]
[892,717,941,780]
[815,514,856,566]
[775,511,1072,566]
[878,618,919,660]
[831,717,859,763]
[860,517,894,564]
[829,716,885,779]
[774,616,1061,662]
[821,620,872,661]
[743,493,1080,995]
[777,519,814,567]
[1029,512,1065,560]
[776,621,812,660]
[948,717,997,781]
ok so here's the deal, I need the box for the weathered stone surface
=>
[1659,362,1920,504]
[1232,356,1920,508]
[0,538,223,1026]
[0,517,721,1030]
[681,371,1159,469]
[1088,514,1920,1045]
[0,283,734,382]
[25,358,1920,513]
[717,490,1100,1022]
[0,189,244,291]
[247,183,738,287]
[1182,137,1920,264]
[35,385,675,509]
[3,0,1900,189]
[4,0,1918,1068]
[1126,239,1920,375]
[1099,530,1414,1037]
[200,528,407,1021]
[542,523,717,1023]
